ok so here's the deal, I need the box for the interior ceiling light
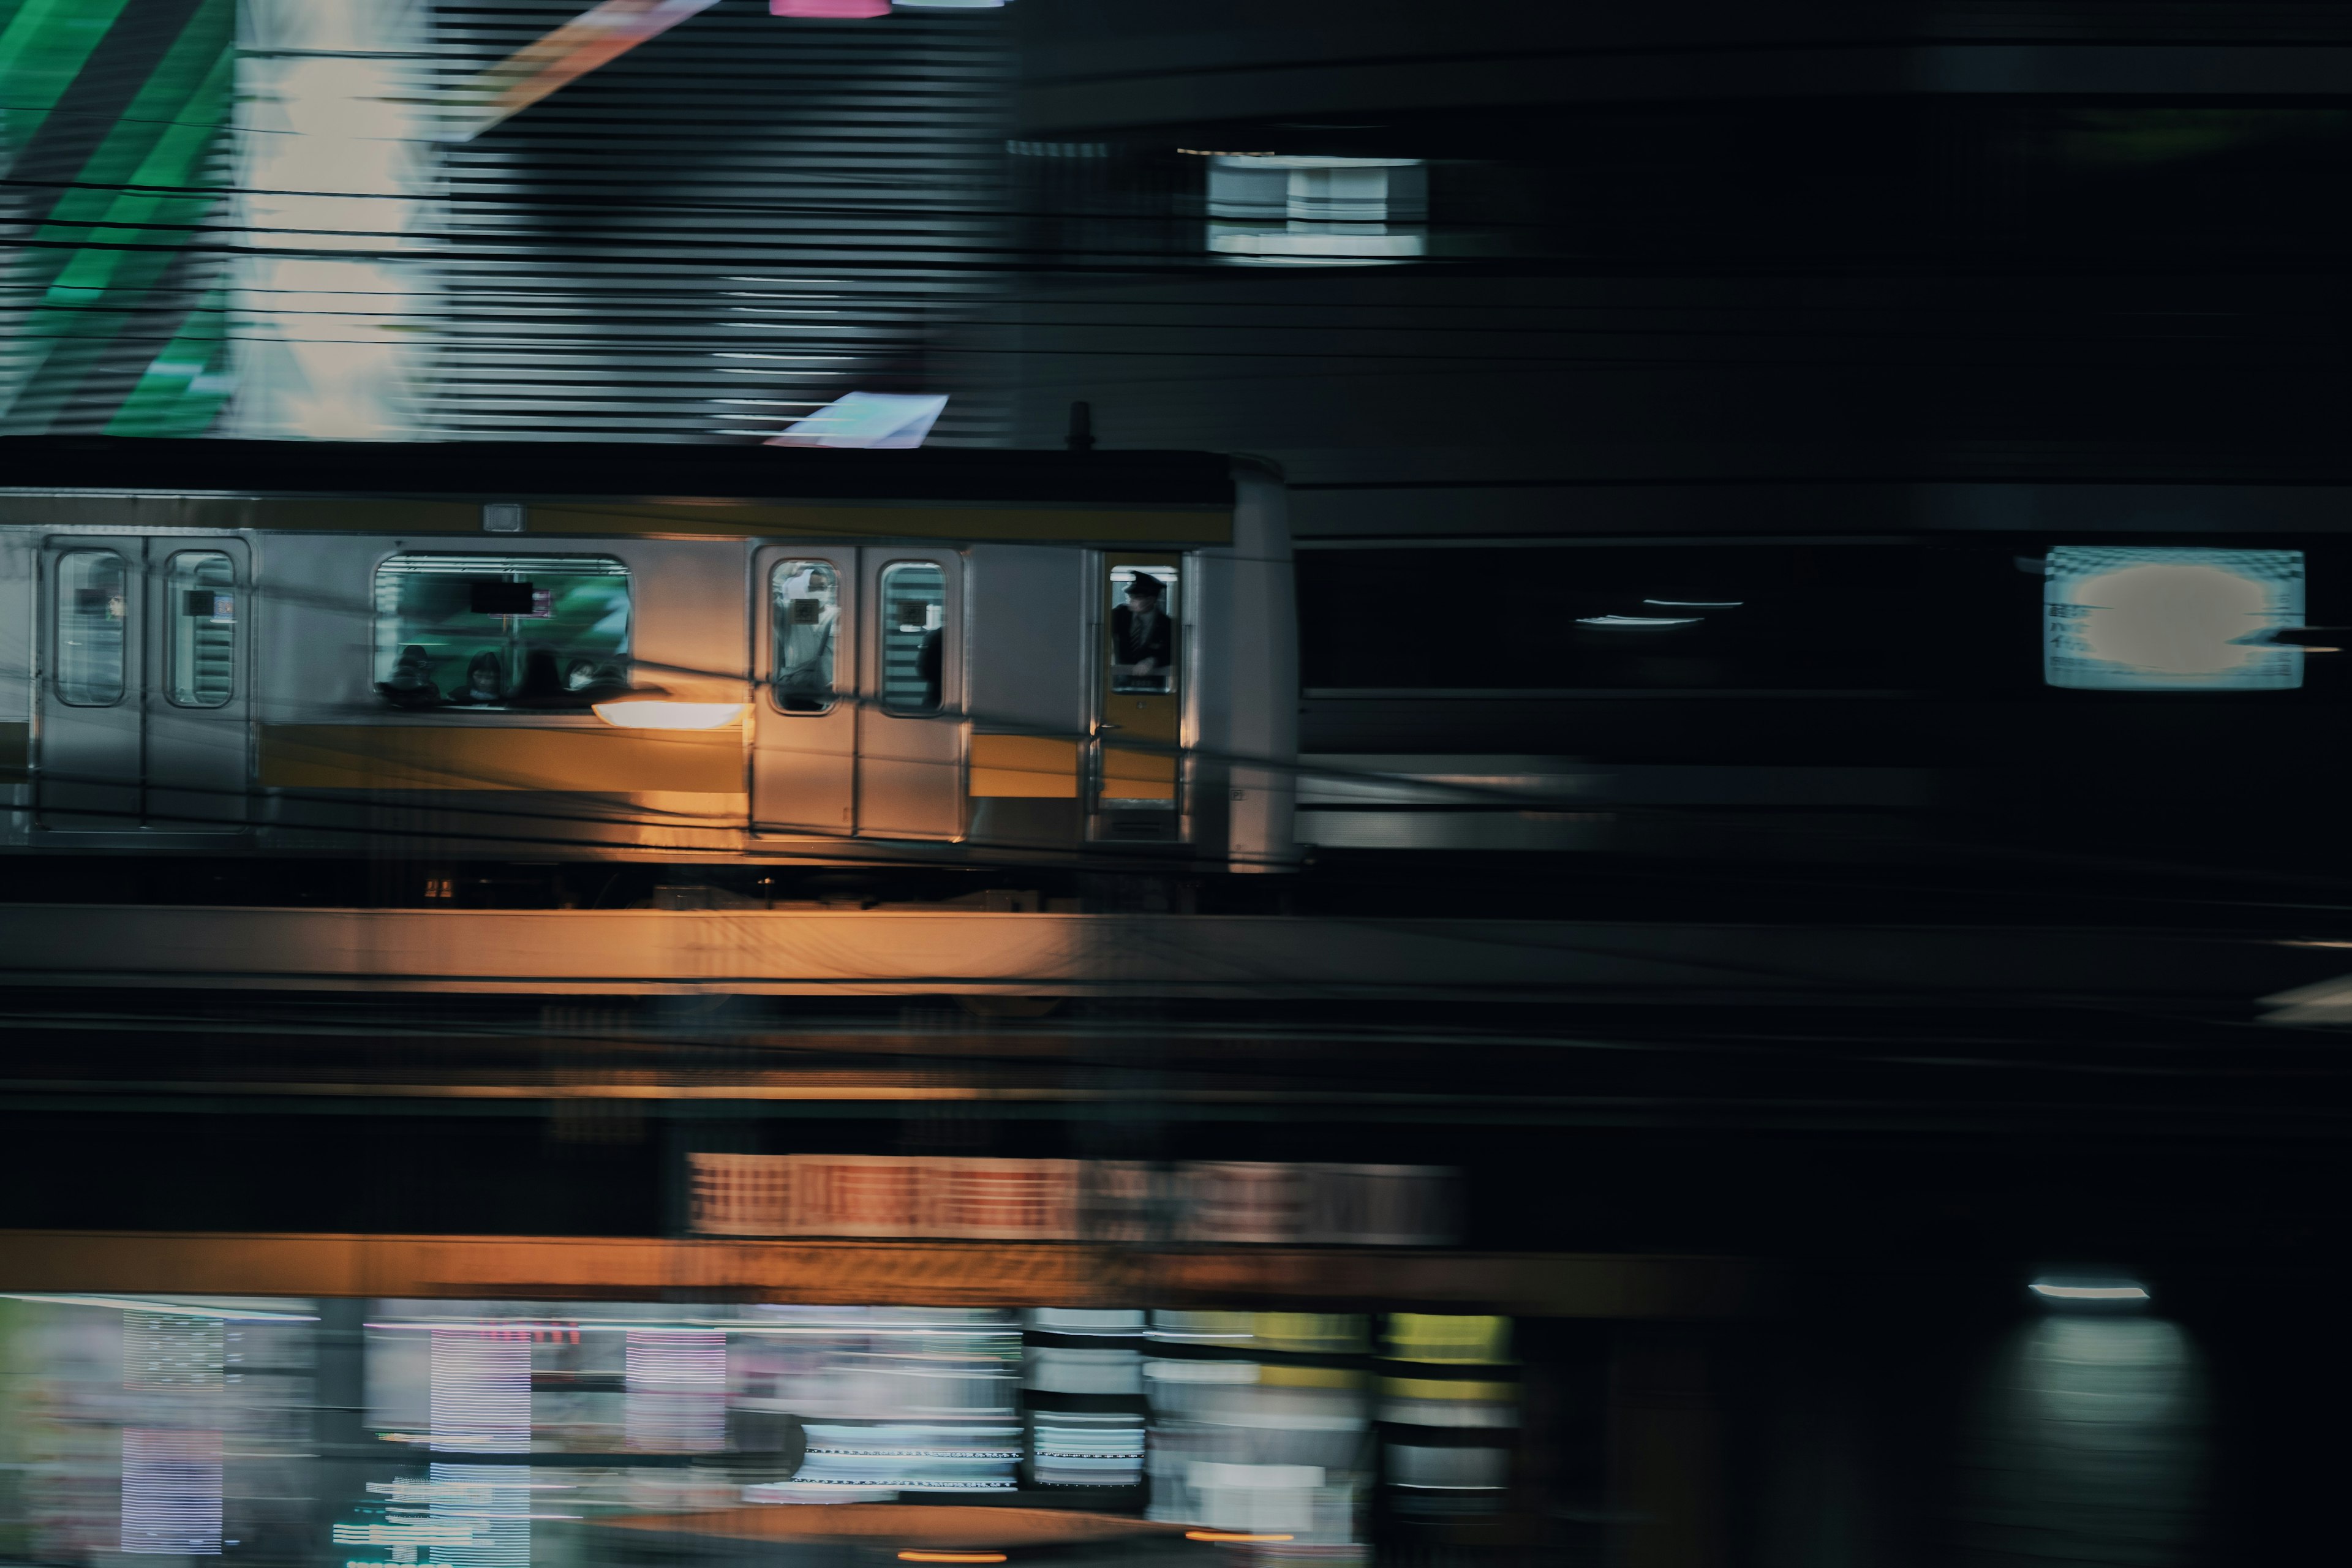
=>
[891,0,1009,7]
[593,699,748,730]
[773,0,891,14]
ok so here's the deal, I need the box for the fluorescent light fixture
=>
[773,0,890,14]
[2045,546,2304,690]
[592,699,747,729]
[1208,232,1424,262]
[893,0,1006,7]
[2029,1272,2152,1310]
[1212,156,1422,170]
[2029,1282,2150,1302]
[1576,614,1702,627]
[767,391,948,448]
[1644,598,1742,608]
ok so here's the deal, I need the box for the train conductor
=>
[1112,572,1174,692]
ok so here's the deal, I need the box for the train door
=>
[37,536,249,832]
[858,550,962,839]
[751,548,857,835]
[1093,557,1182,840]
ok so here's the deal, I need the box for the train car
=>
[0,439,1298,879]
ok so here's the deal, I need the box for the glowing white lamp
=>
[2045,546,2304,690]
[592,699,747,730]
[2029,1275,2151,1308]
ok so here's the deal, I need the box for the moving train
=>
[0,440,1298,877]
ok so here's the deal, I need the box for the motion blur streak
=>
[120,1427,222,1556]
[1958,1317,2208,1567]
[228,0,438,440]
[449,0,725,139]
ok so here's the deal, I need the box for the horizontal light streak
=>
[369,1321,1022,1335]
[592,699,747,729]
[2,1294,315,1321]
[2029,1282,2149,1302]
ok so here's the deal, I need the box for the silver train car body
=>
[0,442,1298,872]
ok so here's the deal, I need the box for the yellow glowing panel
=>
[1101,746,1175,801]
[968,734,1080,797]
[258,724,741,793]
[1387,1312,1512,1364]
[1379,1376,1519,1403]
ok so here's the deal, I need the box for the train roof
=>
[0,437,1237,508]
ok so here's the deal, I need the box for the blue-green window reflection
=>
[374,554,631,710]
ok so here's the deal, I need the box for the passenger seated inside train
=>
[917,627,943,711]
[507,648,585,709]
[503,649,630,709]
[375,554,636,711]
[375,644,444,709]
[450,650,505,706]
[1112,571,1173,693]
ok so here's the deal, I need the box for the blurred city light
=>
[2045,546,2305,690]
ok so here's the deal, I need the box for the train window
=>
[373,554,630,710]
[771,560,840,714]
[55,549,127,707]
[877,561,946,714]
[1109,562,1178,695]
[2045,546,2304,692]
[165,552,236,708]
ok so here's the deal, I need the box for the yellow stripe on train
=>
[258,724,743,794]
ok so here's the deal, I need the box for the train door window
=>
[165,551,236,707]
[878,561,946,714]
[372,554,631,709]
[55,549,128,706]
[1109,563,1178,694]
[1099,560,1182,819]
[771,560,840,713]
